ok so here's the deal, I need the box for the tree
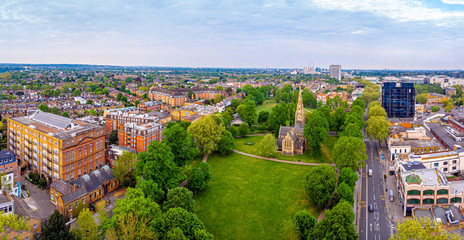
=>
[109,130,118,145]
[332,107,347,133]
[344,113,365,131]
[187,162,212,194]
[116,92,123,101]
[217,130,235,155]
[136,178,164,203]
[257,134,277,158]
[349,105,364,115]
[213,94,223,104]
[366,116,390,143]
[163,124,199,166]
[368,105,387,118]
[304,111,329,157]
[351,98,365,110]
[339,123,363,139]
[112,188,162,239]
[390,217,462,240]
[337,182,354,205]
[38,104,49,112]
[327,190,341,209]
[221,108,234,126]
[0,213,28,236]
[163,187,195,213]
[268,103,288,137]
[62,112,70,118]
[367,100,381,112]
[339,168,358,190]
[39,210,76,240]
[416,93,427,104]
[430,105,440,113]
[236,100,257,125]
[114,151,137,187]
[305,165,337,209]
[293,210,317,240]
[75,208,99,240]
[136,141,184,194]
[188,115,225,154]
[50,106,60,115]
[73,89,81,96]
[163,207,208,239]
[89,109,97,116]
[309,201,358,240]
[238,122,249,136]
[332,137,367,171]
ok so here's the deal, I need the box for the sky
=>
[1,0,464,69]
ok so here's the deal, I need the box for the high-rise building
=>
[382,82,415,118]
[329,65,342,81]
[7,110,105,182]
[303,66,316,74]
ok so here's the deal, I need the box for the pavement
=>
[21,175,56,220]
[231,149,335,166]
[357,135,396,240]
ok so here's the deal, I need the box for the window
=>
[434,163,439,167]
[423,190,434,195]
[453,166,457,170]
[453,160,457,164]
[444,168,448,172]
[443,162,448,165]
[407,199,420,204]
[51,195,54,200]
[437,189,449,195]
[423,198,434,204]
[407,190,421,195]
[451,197,462,203]
[82,198,85,204]
[69,204,72,211]
[437,198,448,204]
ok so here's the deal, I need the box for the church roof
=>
[279,126,293,138]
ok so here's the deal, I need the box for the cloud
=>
[442,0,464,4]
[311,0,464,24]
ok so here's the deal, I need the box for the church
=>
[276,87,307,155]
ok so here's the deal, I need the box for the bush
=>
[28,172,40,184]
[38,178,47,189]
[431,106,440,112]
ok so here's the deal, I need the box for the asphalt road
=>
[358,138,395,240]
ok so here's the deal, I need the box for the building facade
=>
[8,111,105,182]
[329,65,341,81]
[426,93,451,105]
[105,112,159,138]
[148,88,222,107]
[0,150,20,196]
[382,82,415,118]
[105,145,137,168]
[118,122,162,153]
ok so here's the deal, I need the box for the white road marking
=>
[373,194,376,201]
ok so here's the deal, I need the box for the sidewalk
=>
[353,168,363,231]
[379,148,404,224]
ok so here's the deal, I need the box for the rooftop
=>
[403,168,448,187]
[391,139,441,148]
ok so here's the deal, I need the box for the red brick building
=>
[118,122,162,153]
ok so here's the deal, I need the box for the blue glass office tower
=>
[382,82,415,118]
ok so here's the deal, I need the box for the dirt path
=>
[232,150,335,166]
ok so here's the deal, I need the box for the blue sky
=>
[1,0,463,69]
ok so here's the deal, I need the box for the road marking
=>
[374,202,377,209]
[373,194,376,201]
[366,165,369,240]
[370,223,372,232]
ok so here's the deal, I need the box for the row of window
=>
[408,189,449,195]
[407,197,462,204]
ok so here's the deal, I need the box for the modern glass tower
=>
[382,82,415,118]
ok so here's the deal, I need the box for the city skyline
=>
[1,0,464,69]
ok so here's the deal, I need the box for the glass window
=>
[451,197,462,203]
[437,198,448,204]
[407,199,420,204]
[407,190,421,195]
[423,198,434,204]
[437,189,449,195]
[423,190,434,195]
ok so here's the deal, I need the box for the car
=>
[368,169,373,177]
[368,204,374,212]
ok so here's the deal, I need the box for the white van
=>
[368,169,373,177]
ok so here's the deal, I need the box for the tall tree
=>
[332,107,347,133]
[258,110,270,124]
[163,207,209,239]
[163,124,199,166]
[188,114,225,154]
[390,217,462,240]
[113,151,137,187]
[257,134,277,158]
[238,122,250,136]
[337,182,354,205]
[351,98,365,110]
[293,210,317,240]
[309,201,358,240]
[304,110,329,157]
[236,100,257,125]
[366,116,390,143]
[38,104,49,112]
[338,168,358,190]
[268,103,288,138]
[415,93,428,104]
[109,130,118,145]
[368,105,387,118]
[339,123,364,139]
[305,165,337,209]
[75,208,99,240]
[344,112,365,131]
[39,210,76,240]
[163,187,196,213]
[187,162,212,194]
[332,137,367,171]
[136,141,184,194]
[51,106,61,115]
[73,89,81,97]
[217,130,235,155]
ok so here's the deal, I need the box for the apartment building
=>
[148,88,222,107]
[389,139,442,160]
[382,82,415,118]
[50,165,118,220]
[7,111,105,182]
[105,145,136,167]
[105,111,159,138]
[398,166,464,216]
[398,150,464,175]
[0,150,20,196]
[426,93,451,105]
[137,100,162,113]
[118,122,162,153]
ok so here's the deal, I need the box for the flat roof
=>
[402,168,448,187]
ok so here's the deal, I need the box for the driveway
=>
[21,175,56,220]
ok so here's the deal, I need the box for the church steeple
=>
[295,86,305,127]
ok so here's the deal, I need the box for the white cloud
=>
[442,0,464,4]
[311,0,464,24]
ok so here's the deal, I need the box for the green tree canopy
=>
[236,100,257,125]
[163,124,199,166]
[163,207,209,239]
[257,134,277,158]
[163,187,196,213]
[368,105,387,118]
[416,93,427,104]
[339,168,358,190]
[39,210,76,240]
[109,130,118,145]
[188,114,225,154]
[217,130,235,155]
[258,110,270,124]
[61,112,70,118]
[113,151,137,187]
[351,98,365,110]
[332,137,367,171]
[238,122,250,136]
[293,210,317,240]
[305,165,337,209]
[390,217,462,240]
[366,116,390,143]
[73,89,82,97]
[304,110,329,157]
[309,201,358,240]
[337,182,354,205]
[339,123,364,139]
[332,107,347,133]
[38,104,49,112]
[51,106,61,115]
[187,162,212,194]
[74,208,99,240]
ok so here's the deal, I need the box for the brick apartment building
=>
[148,88,222,107]
[118,122,162,153]
[105,111,159,138]
[0,150,21,196]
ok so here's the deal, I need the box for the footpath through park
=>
[232,149,335,166]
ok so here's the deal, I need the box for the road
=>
[358,138,395,240]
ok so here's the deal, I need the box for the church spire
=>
[295,85,305,126]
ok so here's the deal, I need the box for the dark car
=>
[368,204,374,212]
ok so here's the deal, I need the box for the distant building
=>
[445,87,457,96]
[426,93,451,105]
[137,101,162,113]
[303,66,316,75]
[329,65,341,81]
[382,82,415,118]
[0,150,20,196]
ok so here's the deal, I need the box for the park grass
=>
[256,99,278,113]
[304,107,316,112]
[234,134,338,164]
[194,153,320,240]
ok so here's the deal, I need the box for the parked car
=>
[368,204,374,212]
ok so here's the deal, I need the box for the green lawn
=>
[195,153,319,240]
[304,107,316,112]
[234,134,338,164]
[256,99,278,113]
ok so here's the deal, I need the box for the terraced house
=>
[7,111,105,182]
